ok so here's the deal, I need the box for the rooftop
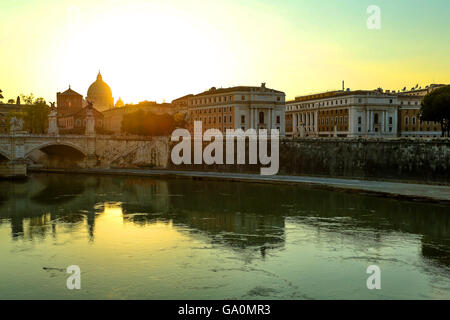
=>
[192,83,284,98]
[288,89,396,103]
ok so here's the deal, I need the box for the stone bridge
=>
[0,133,169,177]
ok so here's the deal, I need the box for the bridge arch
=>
[25,141,87,159]
[0,149,10,161]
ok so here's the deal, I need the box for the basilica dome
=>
[86,71,114,111]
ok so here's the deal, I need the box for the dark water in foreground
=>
[0,173,449,299]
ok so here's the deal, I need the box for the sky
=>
[0,0,449,104]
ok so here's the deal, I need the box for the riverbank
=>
[30,168,450,204]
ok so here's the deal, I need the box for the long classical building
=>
[286,84,448,138]
[286,89,398,137]
[185,83,285,135]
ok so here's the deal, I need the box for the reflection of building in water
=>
[176,209,285,257]
[1,175,450,270]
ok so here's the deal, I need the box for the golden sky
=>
[1,0,449,104]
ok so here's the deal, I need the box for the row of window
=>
[357,127,393,133]
[404,117,438,126]
[321,109,348,115]
[190,95,282,106]
[239,114,281,125]
[322,126,349,132]
[193,115,233,124]
[321,116,348,126]
[192,107,233,114]
[193,113,281,126]
[400,101,420,106]
[403,127,438,132]
[190,95,234,105]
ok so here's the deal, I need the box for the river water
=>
[0,173,449,299]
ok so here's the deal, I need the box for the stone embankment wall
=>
[279,138,450,184]
[167,138,450,184]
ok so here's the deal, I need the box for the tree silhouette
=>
[420,85,450,137]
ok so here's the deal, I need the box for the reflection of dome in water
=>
[86,71,114,111]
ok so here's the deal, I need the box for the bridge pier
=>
[84,155,98,168]
[0,159,27,178]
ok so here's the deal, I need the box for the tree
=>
[15,94,50,134]
[20,93,35,105]
[174,112,187,128]
[420,85,450,137]
[121,110,177,136]
[8,99,15,104]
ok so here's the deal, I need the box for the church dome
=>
[86,71,114,111]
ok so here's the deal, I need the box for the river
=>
[0,173,449,299]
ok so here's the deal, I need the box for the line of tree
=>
[8,94,50,134]
[420,85,450,137]
[121,110,186,136]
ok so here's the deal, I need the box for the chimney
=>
[342,81,345,91]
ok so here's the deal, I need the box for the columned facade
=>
[286,90,398,138]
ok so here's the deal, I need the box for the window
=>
[358,116,362,124]
[229,115,232,123]
[374,113,379,125]
[389,117,393,125]
[276,115,280,124]
[412,117,416,125]
[241,115,245,124]
[241,96,245,101]
[259,112,264,124]
[277,97,281,101]
[405,116,409,125]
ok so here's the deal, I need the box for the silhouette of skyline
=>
[1,0,449,104]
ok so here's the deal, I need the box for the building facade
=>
[397,84,445,137]
[186,83,285,135]
[57,87,104,133]
[286,90,398,137]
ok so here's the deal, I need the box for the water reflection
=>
[0,174,448,264]
[0,173,449,299]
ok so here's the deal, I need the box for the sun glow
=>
[1,0,449,104]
